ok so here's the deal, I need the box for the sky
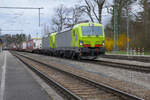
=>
[0,0,113,38]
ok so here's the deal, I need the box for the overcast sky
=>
[0,0,112,37]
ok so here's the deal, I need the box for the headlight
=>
[79,41,83,46]
[102,40,105,46]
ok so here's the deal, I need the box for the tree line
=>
[105,0,150,51]
[1,34,31,48]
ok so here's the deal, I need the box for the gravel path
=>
[16,52,150,99]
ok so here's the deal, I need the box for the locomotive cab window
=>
[82,26,103,36]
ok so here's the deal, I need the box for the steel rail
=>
[86,59,150,73]
[13,52,145,100]
[102,55,150,63]
[13,51,150,73]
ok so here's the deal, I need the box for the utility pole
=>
[39,8,41,27]
[36,33,39,38]
[113,0,118,52]
[126,2,130,55]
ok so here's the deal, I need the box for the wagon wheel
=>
[71,52,75,60]
[77,54,81,60]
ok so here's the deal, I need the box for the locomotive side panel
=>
[56,30,72,48]
[49,32,56,48]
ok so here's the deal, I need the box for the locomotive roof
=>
[52,23,103,35]
[50,32,57,35]
[73,22,103,28]
[57,29,71,34]
[43,32,57,38]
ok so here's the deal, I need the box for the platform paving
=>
[0,51,51,100]
[0,51,4,67]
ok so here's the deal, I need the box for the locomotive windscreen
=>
[82,26,103,36]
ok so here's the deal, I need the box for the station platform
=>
[97,56,150,67]
[0,51,50,100]
[101,53,150,63]
[106,53,150,57]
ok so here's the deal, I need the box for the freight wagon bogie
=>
[53,47,104,60]
[55,49,76,58]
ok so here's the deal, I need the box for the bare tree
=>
[65,5,85,28]
[79,1,94,22]
[94,0,105,23]
[79,0,105,23]
[51,5,69,32]
[51,4,85,32]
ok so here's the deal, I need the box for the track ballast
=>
[12,52,144,100]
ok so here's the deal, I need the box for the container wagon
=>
[26,38,42,53]
[21,42,27,51]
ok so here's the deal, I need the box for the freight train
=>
[11,23,106,59]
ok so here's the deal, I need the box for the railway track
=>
[83,59,150,73]
[13,51,150,73]
[12,52,144,100]
[101,55,150,63]
[46,53,150,73]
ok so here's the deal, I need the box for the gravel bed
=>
[17,52,150,99]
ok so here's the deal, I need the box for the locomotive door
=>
[72,29,79,47]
